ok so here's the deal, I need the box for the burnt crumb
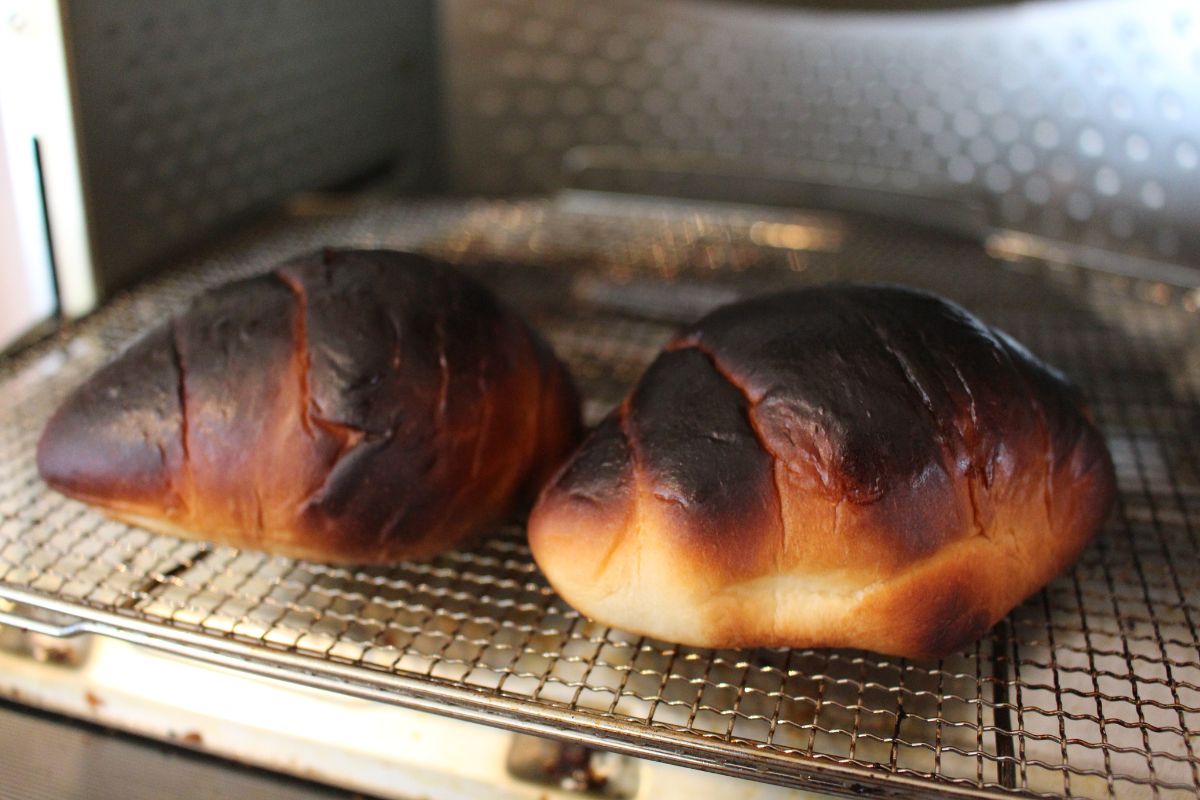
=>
[541,744,609,794]
[38,642,78,666]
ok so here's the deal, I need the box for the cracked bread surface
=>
[37,249,582,564]
[528,284,1114,659]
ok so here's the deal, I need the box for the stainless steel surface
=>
[441,0,1200,268]
[63,0,436,293]
[1,195,1198,799]
[506,734,640,797]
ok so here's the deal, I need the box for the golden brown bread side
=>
[528,284,1115,659]
[38,249,582,563]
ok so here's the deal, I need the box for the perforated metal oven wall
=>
[1,197,1199,798]
[441,0,1200,268]
[63,0,436,293]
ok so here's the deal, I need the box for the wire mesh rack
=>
[1,195,1198,799]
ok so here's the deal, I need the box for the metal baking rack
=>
[1,195,1198,799]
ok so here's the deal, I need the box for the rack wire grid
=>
[1,195,1198,799]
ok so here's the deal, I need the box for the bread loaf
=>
[38,249,582,563]
[528,284,1114,659]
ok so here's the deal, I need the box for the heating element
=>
[0,195,1197,799]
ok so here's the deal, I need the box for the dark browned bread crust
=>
[528,284,1115,659]
[39,249,582,563]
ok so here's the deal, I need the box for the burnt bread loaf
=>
[528,284,1115,659]
[38,249,582,563]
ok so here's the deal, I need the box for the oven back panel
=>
[62,0,438,294]
[441,0,1200,269]
[55,0,1200,295]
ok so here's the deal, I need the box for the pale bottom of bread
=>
[553,529,1046,660]
[112,510,333,562]
[538,469,1105,661]
[107,509,479,565]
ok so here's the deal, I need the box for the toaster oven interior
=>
[3,0,1200,797]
